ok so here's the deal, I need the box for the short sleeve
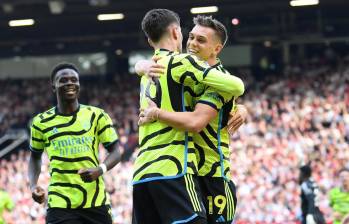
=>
[96,111,119,147]
[196,88,225,111]
[30,117,45,153]
[171,54,244,98]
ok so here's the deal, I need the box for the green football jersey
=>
[193,61,236,180]
[133,49,244,184]
[329,187,349,224]
[30,104,118,209]
[0,190,14,224]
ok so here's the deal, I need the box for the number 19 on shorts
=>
[207,195,227,214]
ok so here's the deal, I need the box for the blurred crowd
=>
[1,60,349,223]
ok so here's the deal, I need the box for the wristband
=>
[99,163,107,174]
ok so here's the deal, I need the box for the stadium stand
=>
[1,56,349,223]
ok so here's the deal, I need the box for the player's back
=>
[301,179,325,224]
[134,49,245,185]
[134,49,215,184]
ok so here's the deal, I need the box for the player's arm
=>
[177,55,245,96]
[141,100,217,133]
[202,67,245,96]
[101,141,122,172]
[78,142,122,183]
[28,118,46,204]
[28,152,43,198]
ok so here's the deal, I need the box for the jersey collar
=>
[55,104,80,116]
[211,58,222,69]
[154,48,176,57]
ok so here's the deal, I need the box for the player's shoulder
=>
[173,53,208,67]
[80,104,105,115]
[32,107,56,124]
[301,181,313,194]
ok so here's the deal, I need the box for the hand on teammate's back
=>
[227,104,248,135]
[138,98,160,125]
[31,186,46,204]
[146,56,165,79]
[78,167,103,182]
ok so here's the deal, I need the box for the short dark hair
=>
[300,165,312,178]
[51,62,79,84]
[141,9,180,43]
[193,15,228,46]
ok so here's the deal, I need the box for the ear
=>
[214,43,223,55]
[147,38,154,47]
[52,85,56,93]
[170,25,178,41]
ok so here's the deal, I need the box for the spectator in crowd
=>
[329,168,349,224]
[0,188,15,224]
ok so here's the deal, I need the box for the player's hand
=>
[227,104,248,135]
[78,167,102,183]
[145,58,165,80]
[31,186,46,204]
[138,98,160,126]
[151,55,162,63]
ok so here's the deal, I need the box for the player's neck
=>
[207,57,217,66]
[153,39,179,53]
[57,100,79,115]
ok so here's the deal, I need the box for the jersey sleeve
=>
[171,54,245,98]
[196,88,225,111]
[29,116,45,153]
[96,110,119,148]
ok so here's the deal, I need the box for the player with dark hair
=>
[137,15,247,223]
[299,165,325,224]
[133,9,245,224]
[329,168,349,224]
[28,63,121,224]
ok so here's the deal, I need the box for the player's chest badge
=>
[52,127,59,134]
[82,121,90,130]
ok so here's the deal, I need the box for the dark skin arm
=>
[78,141,121,182]
[28,151,45,204]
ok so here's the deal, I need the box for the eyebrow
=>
[190,32,207,39]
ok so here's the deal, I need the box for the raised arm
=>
[173,55,245,97]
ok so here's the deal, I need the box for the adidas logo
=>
[52,127,59,134]
[216,215,226,223]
